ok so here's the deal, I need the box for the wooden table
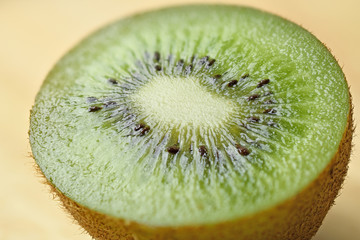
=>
[0,0,359,239]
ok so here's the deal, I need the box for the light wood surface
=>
[0,0,359,239]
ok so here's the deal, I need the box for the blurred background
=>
[0,0,359,239]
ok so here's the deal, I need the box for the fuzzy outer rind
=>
[36,98,353,240]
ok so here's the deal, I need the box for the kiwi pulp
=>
[29,5,353,240]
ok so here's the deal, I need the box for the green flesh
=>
[29,5,349,226]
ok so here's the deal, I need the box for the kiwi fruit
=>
[29,5,353,240]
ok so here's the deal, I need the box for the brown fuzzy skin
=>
[37,103,353,240]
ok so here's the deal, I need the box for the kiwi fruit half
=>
[29,5,353,240]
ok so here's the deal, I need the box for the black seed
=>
[87,97,98,103]
[191,55,195,63]
[263,108,277,114]
[248,94,260,101]
[155,65,162,71]
[241,73,249,79]
[134,123,146,131]
[235,144,250,156]
[184,64,193,74]
[177,59,184,66]
[208,59,216,66]
[257,79,270,88]
[88,106,102,112]
[154,51,160,62]
[108,78,118,85]
[227,79,238,87]
[198,145,208,157]
[167,145,179,154]
[248,116,260,123]
[139,126,150,136]
[199,56,209,65]
[213,74,222,79]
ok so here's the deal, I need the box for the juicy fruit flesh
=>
[29,6,350,226]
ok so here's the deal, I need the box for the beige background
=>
[0,0,359,239]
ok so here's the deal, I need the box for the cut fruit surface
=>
[29,5,350,229]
